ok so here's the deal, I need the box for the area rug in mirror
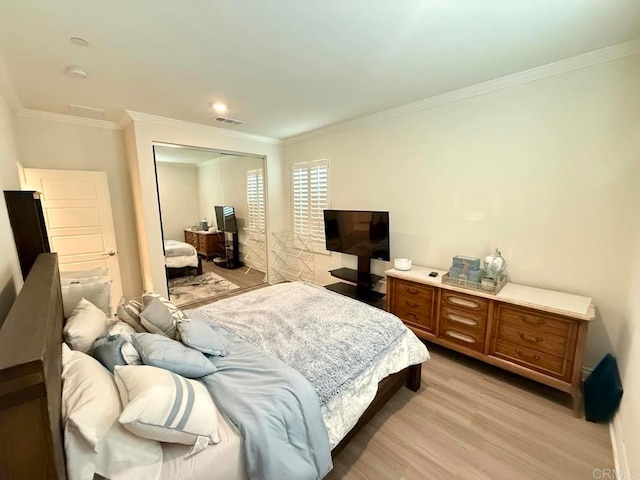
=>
[168,272,240,307]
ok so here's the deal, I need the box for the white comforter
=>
[164,240,198,268]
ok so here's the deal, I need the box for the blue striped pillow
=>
[114,365,220,446]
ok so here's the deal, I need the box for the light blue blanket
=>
[191,310,333,480]
[197,282,409,405]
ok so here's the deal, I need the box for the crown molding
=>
[284,39,640,145]
[122,110,282,145]
[17,108,121,130]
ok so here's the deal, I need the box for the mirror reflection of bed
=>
[153,145,267,307]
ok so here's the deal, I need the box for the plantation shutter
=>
[246,168,265,231]
[292,159,329,249]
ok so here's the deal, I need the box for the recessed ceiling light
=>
[65,65,90,79]
[212,102,228,114]
[70,37,89,47]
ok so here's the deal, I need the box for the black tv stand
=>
[326,255,385,308]
[213,231,242,269]
[325,281,385,307]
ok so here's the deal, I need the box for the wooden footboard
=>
[332,362,422,456]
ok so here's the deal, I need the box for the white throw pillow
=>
[62,277,112,319]
[114,365,220,446]
[64,298,111,353]
[61,345,121,448]
[62,345,163,480]
[60,267,108,280]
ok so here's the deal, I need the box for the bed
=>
[164,239,202,279]
[0,253,428,479]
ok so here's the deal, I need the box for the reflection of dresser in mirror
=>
[184,228,241,268]
[184,229,224,261]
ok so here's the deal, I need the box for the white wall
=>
[123,114,286,297]
[284,54,640,370]
[0,86,23,326]
[14,116,143,299]
[155,163,200,241]
[615,236,640,471]
[198,157,224,225]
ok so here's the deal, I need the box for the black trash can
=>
[583,354,623,423]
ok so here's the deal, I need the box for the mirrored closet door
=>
[153,144,267,307]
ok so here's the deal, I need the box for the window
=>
[292,159,329,250]
[246,168,265,232]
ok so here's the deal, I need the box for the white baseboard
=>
[582,366,593,380]
[610,412,629,474]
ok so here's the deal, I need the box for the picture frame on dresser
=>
[386,265,594,416]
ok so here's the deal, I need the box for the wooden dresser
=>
[386,266,594,416]
[184,229,224,260]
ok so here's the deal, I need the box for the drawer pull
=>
[405,288,420,295]
[446,312,477,326]
[520,314,545,326]
[448,297,479,309]
[405,301,419,308]
[516,349,541,361]
[517,332,543,343]
[405,312,419,320]
[444,330,476,344]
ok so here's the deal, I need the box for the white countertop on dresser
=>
[385,265,595,321]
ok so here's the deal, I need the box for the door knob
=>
[101,251,116,256]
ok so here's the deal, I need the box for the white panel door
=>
[23,168,123,310]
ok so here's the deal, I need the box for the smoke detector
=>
[214,116,245,125]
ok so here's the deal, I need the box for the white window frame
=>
[291,159,330,253]
[246,168,266,232]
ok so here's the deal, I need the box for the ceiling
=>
[0,1,639,139]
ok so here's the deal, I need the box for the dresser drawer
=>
[184,231,197,247]
[496,305,574,339]
[198,236,207,250]
[394,304,434,332]
[440,306,487,332]
[491,339,572,380]
[441,290,489,316]
[493,321,574,358]
[439,325,484,352]
[390,279,435,332]
[393,279,434,304]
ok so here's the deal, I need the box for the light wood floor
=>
[328,344,613,480]
[202,260,266,289]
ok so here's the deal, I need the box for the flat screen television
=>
[323,210,390,261]
[214,205,238,233]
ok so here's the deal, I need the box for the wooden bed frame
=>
[0,253,421,478]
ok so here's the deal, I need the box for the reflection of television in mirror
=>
[214,205,238,233]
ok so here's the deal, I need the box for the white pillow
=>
[61,345,121,448]
[60,267,108,279]
[62,345,163,480]
[64,298,112,353]
[62,277,112,318]
[114,365,220,446]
